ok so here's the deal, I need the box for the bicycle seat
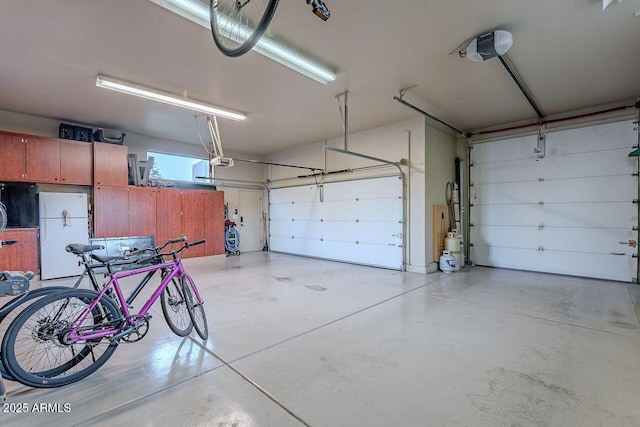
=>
[66,243,105,255]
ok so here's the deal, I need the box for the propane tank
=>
[444,232,460,252]
[439,250,456,272]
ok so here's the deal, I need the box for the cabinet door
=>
[129,186,157,238]
[156,187,183,246]
[94,142,128,186]
[0,132,26,181]
[94,185,129,238]
[25,137,61,183]
[181,190,206,258]
[60,140,93,185]
[205,191,225,255]
[0,229,39,273]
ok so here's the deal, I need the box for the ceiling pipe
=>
[498,55,544,120]
[394,90,464,136]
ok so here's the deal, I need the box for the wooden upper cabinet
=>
[25,137,61,183]
[0,132,93,185]
[0,132,26,181]
[94,142,128,186]
[60,140,93,185]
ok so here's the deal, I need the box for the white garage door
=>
[469,120,638,282]
[269,175,404,269]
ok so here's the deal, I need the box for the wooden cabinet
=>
[156,188,183,246]
[25,137,61,183]
[0,132,93,185]
[0,132,26,181]
[60,140,93,185]
[129,187,157,237]
[93,185,224,257]
[94,185,129,238]
[94,142,128,186]
[0,228,39,273]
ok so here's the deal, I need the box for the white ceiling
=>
[0,0,638,155]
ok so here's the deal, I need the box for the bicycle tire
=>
[160,278,193,337]
[0,287,70,380]
[2,289,122,388]
[210,0,280,57]
[181,274,208,340]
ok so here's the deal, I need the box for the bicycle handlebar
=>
[188,239,206,248]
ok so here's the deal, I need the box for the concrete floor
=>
[2,252,640,426]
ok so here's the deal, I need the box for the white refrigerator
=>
[39,192,89,279]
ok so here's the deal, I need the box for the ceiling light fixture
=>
[95,75,247,121]
[148,0,337,85]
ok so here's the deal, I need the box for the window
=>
[147,151,211,183]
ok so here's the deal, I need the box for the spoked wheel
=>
[160,278,193,337]
[0,286,70,380]
[1,289,122,388]
[210,0,280,57]
[181,274,208,340]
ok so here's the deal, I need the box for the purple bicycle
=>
[0,237,208,388]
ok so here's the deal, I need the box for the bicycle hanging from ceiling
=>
[209,0,331,57]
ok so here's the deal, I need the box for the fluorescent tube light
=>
[95,75,247,121]
[148,0,337,85]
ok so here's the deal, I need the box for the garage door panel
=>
[472,181,541,205]
[472,245,634,282]
[324,220,358,242]
[357,221,403,245]
[540,202,636,228]
[545,121,637,154]
[539,175,635,203]
[540,227,635,254]
[540,149,636,179]
[470,225,541,249]
[471,158,542,185]
[472,135,537,164]
[471,204,543,227]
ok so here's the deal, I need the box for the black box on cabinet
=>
[59,123,93,142]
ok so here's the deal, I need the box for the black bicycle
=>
[210,0,330,57]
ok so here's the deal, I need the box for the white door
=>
[469,120,638,282]
[238,190,263,252]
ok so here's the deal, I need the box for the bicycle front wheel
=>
[0,286,70,381]
[1,289,122,388]
[161,278,193,337]
[181,274,208,340]
[210,0,280,57]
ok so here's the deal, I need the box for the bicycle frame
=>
[64,257,202,343]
